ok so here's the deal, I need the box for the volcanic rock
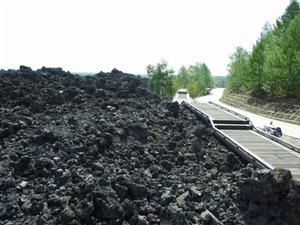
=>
[165,101,180,117]
[191,140,205,159]
[1,67,300,225]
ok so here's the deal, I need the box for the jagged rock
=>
[34,129,60,144]
[199,210,224,225]
[161,189,175,206]
[126,182,147,199]
[18,181,28,188]
[0,202,20,220]
[21,199,43,215]
[93,196,124,220]
[176,191,189,207]
[240,168,252,178]
[143,169,152,178]
[60,205,75,225]
[75,200,94,224]
[114,184,128,200]
[225,152,240,170]
[30,101,46,113]
[121,199,137,219]
[191,140,205,159]
[111,68,123,74]
[47,195,65,208]
[36,216,47,225]
[130,215,149,225]
[272,168,292,193]
[187,186,202,201]
[14,155,35,176]
[94,89,106,98]
[0,177,16,191]
[166,102,180,117]
[46,93,65,105]
[193,127,211,138]
[20,65,33,74]
[35,157,55,170]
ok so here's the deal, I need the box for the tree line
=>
[226,1,300,98]
[213,76,227,88]
[147,61,213,98]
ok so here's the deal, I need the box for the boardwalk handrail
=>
[208,101,300,153]
[209,101,251,124]
[181,100,274,170]
[214,129,274,170]
[255,128,300,153]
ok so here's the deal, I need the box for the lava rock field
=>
[0,66,300,225]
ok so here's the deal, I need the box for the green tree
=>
[201,63,214,89]
[276,0,300,31]
[213,76,227,88]
[170,63,213,98]
[148,61,213,98]
[172,66,189,93]
[176,66,190,88]
[262,10,300,97]
[189,63,205,97]
[147,60,174,97]
[188,63,213,97]
[248,24,271,91]
[225,1,300,99]
[282,12,300,97]
[262,32,287,97]
[226,47,250,92]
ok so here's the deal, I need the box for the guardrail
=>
[209,101,253,127]
[255,128,300,153]
[181,100,273,170]
[183,102,211,126]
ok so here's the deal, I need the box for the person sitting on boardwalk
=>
[269,121,275,133]
[264,121,282,137]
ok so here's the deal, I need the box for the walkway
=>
[182,101,300,181]
[194,88,300,147]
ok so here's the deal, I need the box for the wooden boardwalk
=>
[191,102,247,122]
[185,101,300,180]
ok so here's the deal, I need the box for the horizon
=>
[0,66,228,77]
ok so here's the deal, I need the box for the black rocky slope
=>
[0,66,300,225]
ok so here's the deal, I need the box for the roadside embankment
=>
[221,92,300,125]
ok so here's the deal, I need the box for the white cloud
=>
[1,0,290,75]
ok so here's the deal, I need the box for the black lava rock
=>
[0,67,299,225]
[166,101,180,117]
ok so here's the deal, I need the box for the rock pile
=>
[0,66,300,225]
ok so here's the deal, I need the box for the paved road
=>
[194,88,300,147]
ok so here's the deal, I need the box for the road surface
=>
[194,88,300,147]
